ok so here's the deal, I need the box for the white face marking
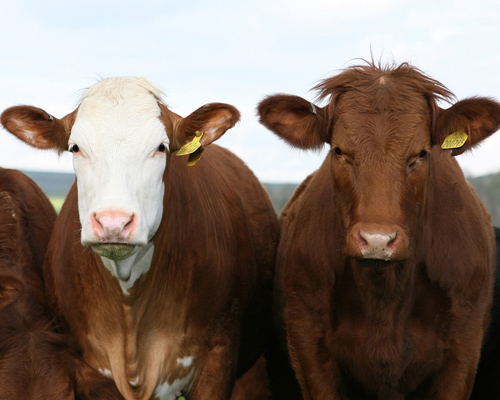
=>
[100,242,155,293]
[176,356,194,368]
[98,368,112,378]
[155,369,194,400]
[69,78,168,253]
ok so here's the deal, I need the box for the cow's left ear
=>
[433,97,500,156]
[1,105,76,154]
[161,103,240,153]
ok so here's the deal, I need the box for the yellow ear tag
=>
[176,131,204,156]
[186,147,204,167]
[441,129,468,149]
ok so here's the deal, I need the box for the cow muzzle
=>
[89,210,138,260]
[345,223,409,262]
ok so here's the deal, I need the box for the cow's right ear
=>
[0,276,22,310]
[257,94,330,150]
[159,102,240,153]
[1,105,76,154]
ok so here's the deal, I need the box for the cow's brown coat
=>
[258,62,500,399]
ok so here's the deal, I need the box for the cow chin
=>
[91,244,136,260]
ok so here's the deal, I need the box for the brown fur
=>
[258,61,500,400]
[0,168,70,399]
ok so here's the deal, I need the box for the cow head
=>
[258,62,500,264]
[1,78,239,262]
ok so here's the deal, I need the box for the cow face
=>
[68,79,169,259]
[1,78,239,261]
[258,63,500,263]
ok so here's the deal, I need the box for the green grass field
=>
[50,197,66,213]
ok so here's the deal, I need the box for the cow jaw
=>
[69,78,168,260]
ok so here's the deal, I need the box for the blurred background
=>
[1,0,500,223]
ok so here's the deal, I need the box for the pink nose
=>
[90,211,137,243]
[346,223,408,261]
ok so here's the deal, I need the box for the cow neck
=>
[99,242,155,296]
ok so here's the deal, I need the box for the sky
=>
[1,0,500,183]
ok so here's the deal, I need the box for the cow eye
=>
[419,149,427,158]
[69,144,80,153]
[157,143,166,153]
[334,146,343,156]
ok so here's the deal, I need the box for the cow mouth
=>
[355,258,398,268]
[91,244,136,260]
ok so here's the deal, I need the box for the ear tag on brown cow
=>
[441,129,468,149]
[177,131,204,157]
[186,146,204,167]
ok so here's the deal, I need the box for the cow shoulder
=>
[426,149,496,300]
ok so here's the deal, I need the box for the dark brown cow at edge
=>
[258,61,500,400]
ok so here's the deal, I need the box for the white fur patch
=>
[155,369,194,400]
[129,376,140,387]
[98,368,112,378]
[177,356,194,368]
[100,242,155,294]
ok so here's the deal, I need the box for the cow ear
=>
[1,105,76,154]
[0,276,22,310]
[257,94,330,150]
[162,103,240,153]
[433,97,500,156]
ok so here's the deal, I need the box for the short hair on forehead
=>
[313,60,455,106]
[80,77,167,105]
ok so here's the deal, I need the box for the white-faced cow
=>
[258,62,500,399]
[1,77,279,400]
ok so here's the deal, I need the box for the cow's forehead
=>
[71,77,168,150]
[334,87,431,152]
[77,77,166,126]
[81,77,165,104]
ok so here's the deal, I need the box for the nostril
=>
[91,213,103,229]
[123,213,136,233]
[388,232,398,246]
[358,230,369,246]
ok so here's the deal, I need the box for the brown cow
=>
[258,61,500,400]
[1,77,279,400]
[0,167,71,399]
